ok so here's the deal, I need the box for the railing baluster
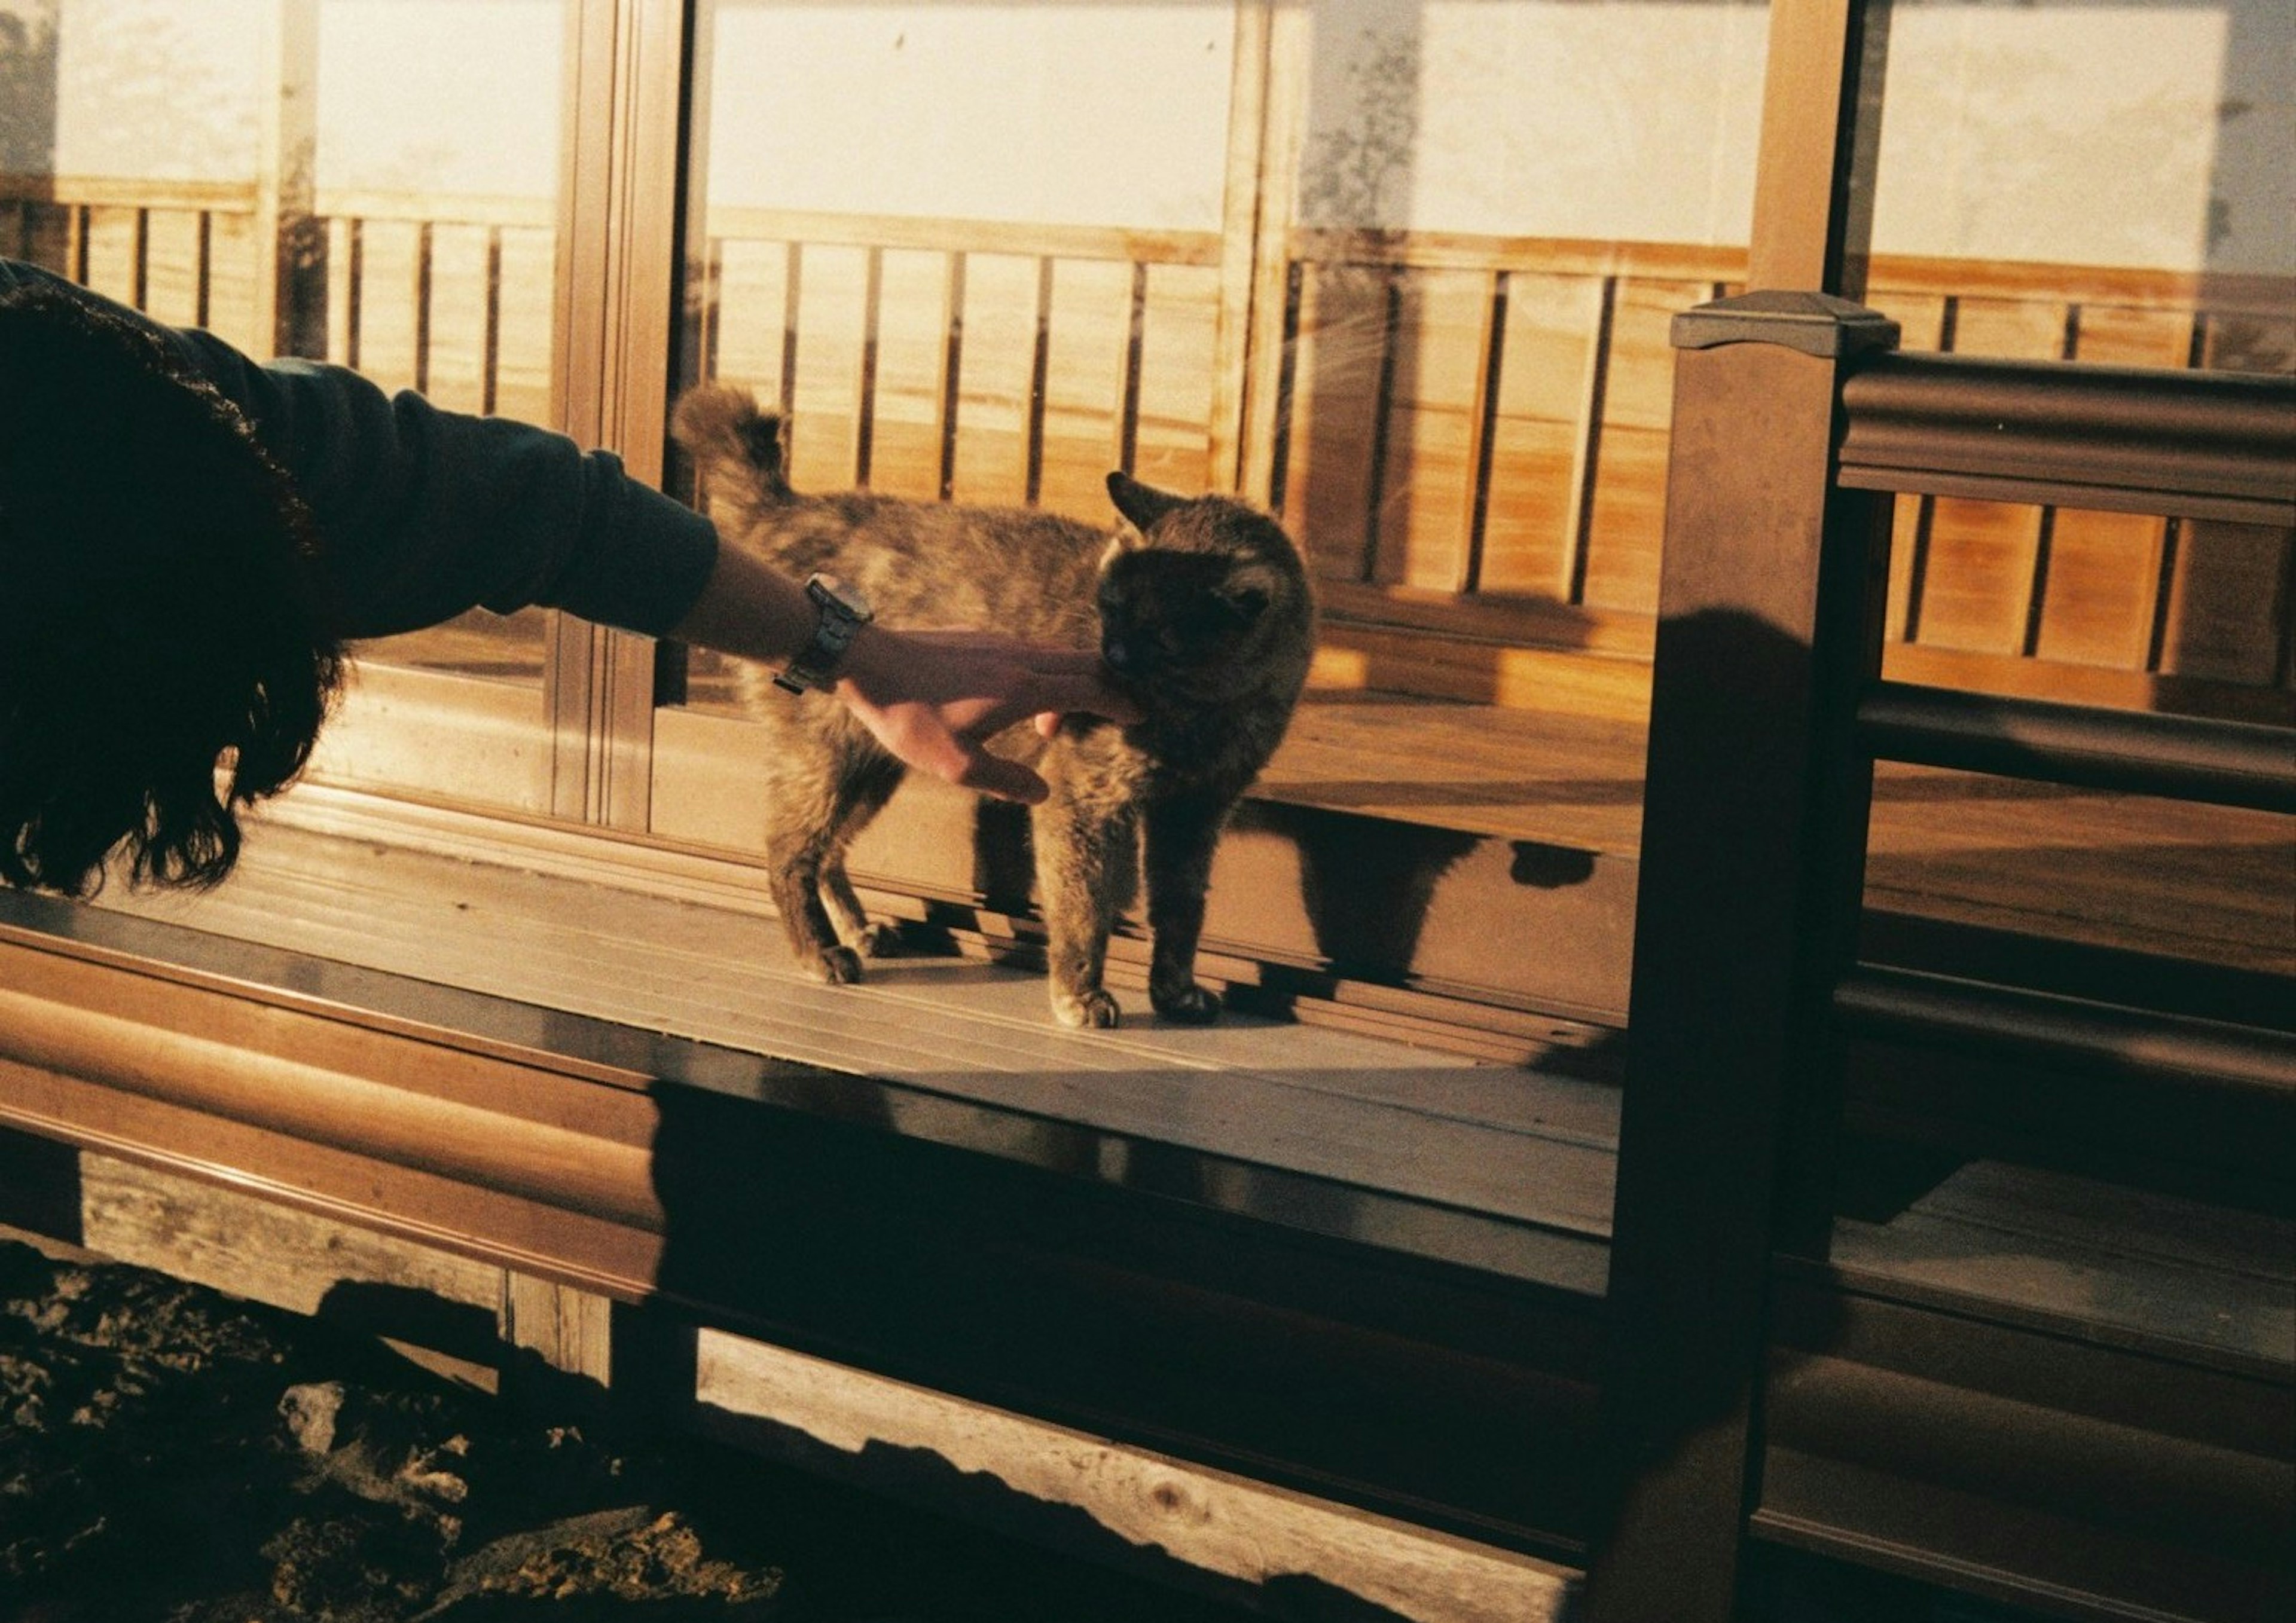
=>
[1024,253,1051,507]
[1461,267,1507,597]
[1119,260,1147,480]
[1563,275,1616,607]
[413,218,433,396]
[937,249,965,503]
[481,224,502,417]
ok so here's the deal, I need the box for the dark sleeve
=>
[174,334,719,641]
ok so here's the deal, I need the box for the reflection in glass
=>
[0,0,565,687]
[676,1,1243,714]
[1864,0,2294,373]
[1864,766,2294,976]
[670,1,1774,717]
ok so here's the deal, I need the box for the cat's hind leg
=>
[819,751,906,959]
[760,734,871,985]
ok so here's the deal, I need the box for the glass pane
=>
[673,0,1241,717]
[0,0,564,690]
[1280,1,1769,624]
[655,2,1769,1034]
[666,0,1772,717]
[1864,0,2296,372]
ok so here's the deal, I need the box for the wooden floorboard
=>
[89,823,1618,1293]
[1831,1160,2296,1371]
[1258,692,2294,978]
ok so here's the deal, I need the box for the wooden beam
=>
[1584,294,1900,1620]
[1746,0,1874,294]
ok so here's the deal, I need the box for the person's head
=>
[0,278,342,894]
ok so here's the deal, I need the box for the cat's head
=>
[1094,472,1314,704]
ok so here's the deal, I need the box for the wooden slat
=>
[708,236,793,409]
[868,247,954,500]
[1132,261,1222,497]
[1479,273,1605,601]
[947,252,1040,508]
[1904,297,2068,656]
[0,174,255,210]
[707,203,1220,268]
[199,208,264,357]
[1869,252,2295,317]
[2203,307,2296,376]
[419,221,493,415]
[351,216,425,395]
[697,1331,1578,1622]
[140,209,207,327]
[2026,306,2195,667]
[1281,262,1388,582]
[1290,227,1742,285]
[787,242,871,488]
[11,199,72,274]
[314,187,555,230]
[78,203,139,305]
[491,225,556,426]
[1037,255,1131,522]
[1369,267,1489,593]
[1880,641,2295,729]
[2157,521,2296,689]
[1578,278,1704,616]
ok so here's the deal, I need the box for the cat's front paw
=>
[805,945,866,985]
[1151,980,1222,1024]
[1052,987,1123,1029]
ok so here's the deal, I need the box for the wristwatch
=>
[773,573,874,694]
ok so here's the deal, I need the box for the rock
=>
[280,1380,346,1454]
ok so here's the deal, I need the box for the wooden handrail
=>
[0,173,258,209]
[701,203,1222,267]
[1837,352,2296,526]
[1835,966,2296,1098]
[0,172,555,231]
[1858,682,2296,813]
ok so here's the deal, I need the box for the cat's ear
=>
[1217,564,1280,627]
[1106,471,1187,535]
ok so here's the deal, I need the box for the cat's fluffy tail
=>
[671,384,795,533]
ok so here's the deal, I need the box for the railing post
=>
[1584,291,1899,1618]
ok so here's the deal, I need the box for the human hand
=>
[833,625,1141,803]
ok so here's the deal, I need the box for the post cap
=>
[1671,291,1901,359]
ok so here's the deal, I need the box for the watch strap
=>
[773,573,871,694]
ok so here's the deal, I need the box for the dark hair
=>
[0,278,343,894]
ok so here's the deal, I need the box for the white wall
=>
[702,1,1236,231]
[8,0,2286,273]
[50,0,265,182]
[316,0,561,198]
[1296,0,2289,273]
[23,0,562,197]
[1872,0,2293,274]
[1296,0,1772,246]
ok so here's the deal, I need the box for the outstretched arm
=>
[665,537,1138,803]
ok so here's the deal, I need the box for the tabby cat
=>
[672,384,1314,1029]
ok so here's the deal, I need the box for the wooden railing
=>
[688,206,1229,522]
[1279,227,2295,717]
[1,175,557,427]
[1592,291,2296,1619]
[14,172,2290,719]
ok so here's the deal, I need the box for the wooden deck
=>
[56,673,2292,1365]
[1258,690,2295,977]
